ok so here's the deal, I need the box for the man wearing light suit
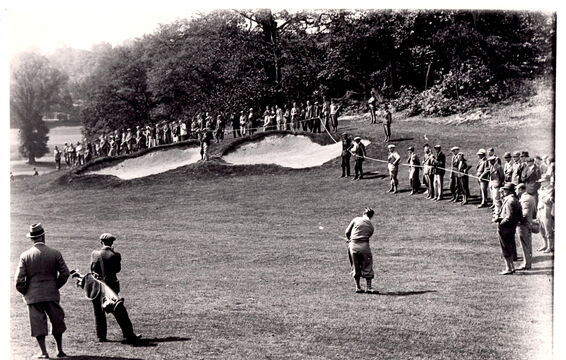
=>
[15,223,70,359]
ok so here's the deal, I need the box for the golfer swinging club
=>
[344,208,378,293]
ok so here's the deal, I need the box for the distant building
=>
[42,112,70,122]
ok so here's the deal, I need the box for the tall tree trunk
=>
[425,61,432,90]
[28,154,36,165]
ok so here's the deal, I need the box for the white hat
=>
[387,144,396,149]
[477,148,486,155]
[450,146,460,151]
[354,136,361,141]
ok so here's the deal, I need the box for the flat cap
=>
[503,152,512,158]
[354,136,361,141]
[388,144,396,149]
[513,151,521,157]
[408,146,415,151]
[450,146,460,151]
[99,233,116,241]
[477,148,486,155]
[434,144,441,149]
[502,182,515,191]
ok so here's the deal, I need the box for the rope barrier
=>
[319,117,486,181]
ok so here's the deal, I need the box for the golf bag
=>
[71,269,123,313]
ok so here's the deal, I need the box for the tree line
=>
[10,9,555,163]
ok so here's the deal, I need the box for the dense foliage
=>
[11,10,555,138]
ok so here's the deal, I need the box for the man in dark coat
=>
[90,233,141,344]
[340,133,353,178]
[15,223,69,358]
[494,183,522,275]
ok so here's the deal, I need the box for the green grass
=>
[10,103,554,359]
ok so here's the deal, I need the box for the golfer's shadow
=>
[369,290,437,296]
[132,336,191,347]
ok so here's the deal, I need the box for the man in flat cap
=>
[407,146,421,195]
[503,152,513,183]
[422,144,435,199]
[511,151,524,185]
[476,149,490,208]
[351,137,366,180]
[488,155,505,219]
[516,183,536,270]
[387,144,401,193]
[494,183,523,274]
[15,223,69,358]
[521,156,541,198]
[449,146,460,202]
[345,208,378,293]
[432,145,446,200]
[340,133,353,178]
[456,152,471,204]
[90,233,141,344]
[537,175,554,253]
[487,147,502,165]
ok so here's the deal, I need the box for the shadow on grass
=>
[515,269,553,276]
[532,255,554,264]
[360,173,388,180]
[389,137,415,143]
[63,356,143,360]
[369,290,437,296]
[127,336,191,348]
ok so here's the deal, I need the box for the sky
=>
[3,5,199,57]
[1,1,559,57]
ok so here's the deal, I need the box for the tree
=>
[10,53,71,164]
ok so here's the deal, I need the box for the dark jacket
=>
[91,246,122,293]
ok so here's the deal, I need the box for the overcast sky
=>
[2,1,559,58]
[3,4,200,56]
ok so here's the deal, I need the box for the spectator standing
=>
[494,183,522,275]
[239,110,248,136]
[291,102,299,132]
[449,147,460,201]
[352,137,366,181]
[432,145,445,200]
[407,146,421,195]
[511,151,524,185]
[476,149,490,208]
[368,91,378,124]
[54,146,61,170]
[387,144,401,193]
[248,108,256,135]
[340,133,353,178]
[503,152,513,183]
[276,105,284,131]
[422,144,435,199]
[382,105,392,142]
[516,183,537,270]
[488,156,505,218]
[456,152,470,205]
[537,175,554,253]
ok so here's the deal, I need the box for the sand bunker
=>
[85,147,201,180]
[223,135,370,169]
